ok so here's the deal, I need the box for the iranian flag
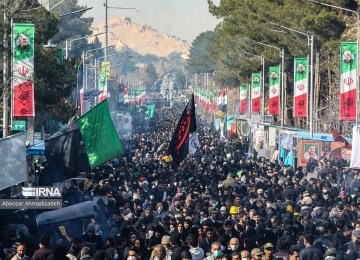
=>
[136,86,147,105]
[294,58,308,118]
[251,73,261,113]
[12,23,35,117]
[125,86,146,105]
[239,84,248,114]
[217,88,228,112]
[269,66,280,115]
[98,71,107,102]
[340,42,357,121]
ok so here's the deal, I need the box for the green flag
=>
[98,72,107,90]
[75,99,123,168]
[56,48,63,65]
[147,104,155,118]
[129,103,137,113]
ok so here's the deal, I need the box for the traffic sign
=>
[13,120,26,131]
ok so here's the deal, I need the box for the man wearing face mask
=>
[239,250,250,260]
[204,242,222,260]
[125,246,138,260]
[225,237,241,258]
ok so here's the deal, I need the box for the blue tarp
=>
[284,151,294,167]
[26,141,45,156]
[294,132,352,142]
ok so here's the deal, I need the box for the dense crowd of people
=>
[0,107,359,260]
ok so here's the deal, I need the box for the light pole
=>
[59,7,93,17]
[269,22,314,138]
[306,0,359,127]
[66,32,105,59]
[251,40,285,128]
[83,45,115,92]
[104,2,137,62]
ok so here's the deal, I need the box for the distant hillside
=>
[92,17,190,58]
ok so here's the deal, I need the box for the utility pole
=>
[3,0,9,138]
[104,0,108,62]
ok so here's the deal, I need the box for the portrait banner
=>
[251,73,261,113]
[12,23,35,117]
[269,66,280,115]
[294,58,308,118]
[239,84,248,114]
[98,72,107,102]
[297,140,322,166]
[340,42,357,121]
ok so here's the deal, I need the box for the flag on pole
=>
[269,66,280,115]
[101,61,110,79]
[79,88,84,115]
[12,23,35,117]
[330,127,351,148]
[168,94,197,165]
[75,99,123,168]
[294,58,308,117]
[147,104,155,118]
[340,42,357,121]
[98,72,107,102]
[45,128,89,183]
[239,84,248,114]
[251,73,261,113]
[217,88,228,112]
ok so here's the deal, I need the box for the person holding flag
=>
[168,94,198,165]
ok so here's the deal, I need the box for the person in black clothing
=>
[299,233,322,260]
[169,233,188,260]
[336,229,360,260]
[81,224,104,250]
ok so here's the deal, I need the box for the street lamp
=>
[104,1,137,61]
[59,7,93,17]
[251,40,285,128]
[305,0,360,127]
[236,50,266,122]
[269,22,315,138]
[83,45,115,92]
[66,32,105,59]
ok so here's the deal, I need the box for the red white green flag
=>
[251,73,261,113]
[340,42,357,121]
[294,58,308,117]
[239,84,248,114]
[269,66,280,115]
[12,23,35,117]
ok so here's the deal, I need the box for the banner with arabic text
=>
[251,73,261,113]
[294,58,308,117]
[340,42,357,121]
[12,23,35,117]
[239,84,248,114]
[269,66,280,115]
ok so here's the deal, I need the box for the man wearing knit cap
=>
[336,229,360,260]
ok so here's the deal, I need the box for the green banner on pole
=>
[147,104,155,118]
[56,48,63,65]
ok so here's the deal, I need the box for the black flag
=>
[168,94,197,165]
[45,128,90,184]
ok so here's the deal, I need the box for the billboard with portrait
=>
[297,140,322,166]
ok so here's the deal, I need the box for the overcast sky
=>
[77,0,221,43]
